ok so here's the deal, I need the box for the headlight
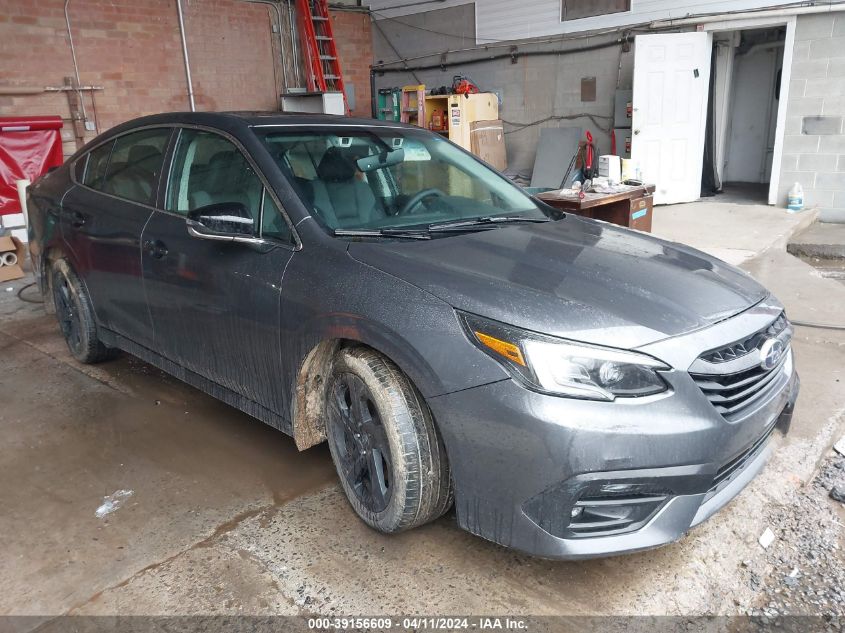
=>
[460,312,670,401]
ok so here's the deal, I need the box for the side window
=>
[101,128,171,205]
[166,129,262,228]
[72,154,88,182]
[260,190,294,244]
[83,141,113,190]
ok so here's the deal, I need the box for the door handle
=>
[70,211,86,228]
[143,239,168,259]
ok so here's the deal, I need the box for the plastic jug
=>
[787,182,804,213]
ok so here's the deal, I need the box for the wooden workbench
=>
[536,184,656,232]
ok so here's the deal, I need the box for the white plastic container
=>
[598,155,622,183]
[787,182,804,213]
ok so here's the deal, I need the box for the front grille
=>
[699,312,788,364]
[691,349,789,417]
[704,423,775,502]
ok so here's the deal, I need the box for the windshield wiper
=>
[427,216,551,232]
[333,228,431,240]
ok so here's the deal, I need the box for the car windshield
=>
[258,126,546,232]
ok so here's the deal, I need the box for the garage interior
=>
[709,26,787,205]
[1,0,845,626]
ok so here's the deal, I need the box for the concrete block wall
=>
[0,0,373,155]
[372,4,630,177]
[779,12,845,222]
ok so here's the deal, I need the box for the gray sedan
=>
[26,112,799,558]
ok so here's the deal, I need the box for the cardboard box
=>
[470,119,507,172]
[0,235,26,282]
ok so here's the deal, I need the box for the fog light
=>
[599,483,638,494]
[566,485,673,535]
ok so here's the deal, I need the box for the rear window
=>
[83,141,113,189]
[72,155,88,182]
[101,128,171,205]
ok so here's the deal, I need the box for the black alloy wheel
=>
[53,269,83,356]
[51,263,116,364]
[328,372,393,513]
[325,346,453,534]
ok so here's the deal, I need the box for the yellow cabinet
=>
[422,92,499,152]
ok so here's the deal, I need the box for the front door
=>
[61,127,173,348]
[631,32,712,204]
[141,128,297,415]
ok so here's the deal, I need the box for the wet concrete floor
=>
[2,257,843,618]
[0,314,335,615]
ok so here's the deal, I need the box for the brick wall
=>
[779,12,845,222]
[0,0,373,156]
[330,9,373,118]
[182,0,280,113]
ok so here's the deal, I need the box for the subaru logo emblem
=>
[759,338,785,371]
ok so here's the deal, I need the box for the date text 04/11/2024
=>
[307,617,529,630]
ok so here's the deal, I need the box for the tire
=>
[326,346,453,533]
[51,262,116,364]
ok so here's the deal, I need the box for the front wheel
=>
[326,347,453,533]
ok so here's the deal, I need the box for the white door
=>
[631,32,712,205]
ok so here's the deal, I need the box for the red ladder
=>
[296,0,349,114]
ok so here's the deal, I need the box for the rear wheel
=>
[51,263,116,364]
[326,347,453,533]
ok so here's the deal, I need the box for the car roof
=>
[225,111,415,129]
[73,111,420,160]
[113,111,417,131]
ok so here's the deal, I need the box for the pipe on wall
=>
[288,0,301,87]
[242,0,290,91]
[370,65,376,118]
[650,2,845,28]
[175,0,196,112]
[63,0,88,124]
[0,87,43,95]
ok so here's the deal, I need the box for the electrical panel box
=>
[614,89,633,129]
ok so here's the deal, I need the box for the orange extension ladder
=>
[296,0,349,114]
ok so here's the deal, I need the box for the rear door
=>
[141,127,298,414]
[61,127,173,348]
[631,32,712,204]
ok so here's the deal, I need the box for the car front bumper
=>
[427,344,799,560]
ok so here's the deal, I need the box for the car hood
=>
[347,216,768,350]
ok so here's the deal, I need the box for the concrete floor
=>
[788,221,845,260]
[1,198,843,619]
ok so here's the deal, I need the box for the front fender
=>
[281,247,509,401]
[300,311,449,399]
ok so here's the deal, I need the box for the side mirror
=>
[186,202,254,239]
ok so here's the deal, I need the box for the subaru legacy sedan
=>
[26,112,799,559]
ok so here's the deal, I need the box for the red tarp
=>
[0,116,64,216]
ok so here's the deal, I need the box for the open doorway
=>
[706,27,786,205]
